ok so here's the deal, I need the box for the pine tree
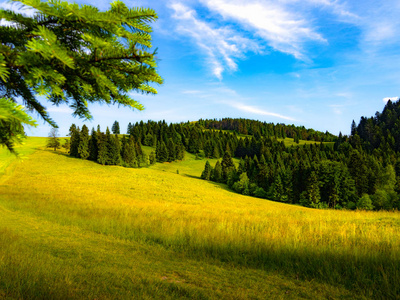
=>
[0,0,163,153]
[213,161,223,183]
[108,134,121,165]
[123,136,136,167]
[88,128,99,161]
[201,161,212,180]
[97,132,108,165]
[112,121,120,135]
[149,151,156,165]
[127,123,133,135]
[78,125,90,159]
[221,149,236,181]
[69,125,80,157]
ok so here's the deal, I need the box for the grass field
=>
[1,138,399,299]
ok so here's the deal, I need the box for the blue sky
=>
[2,0,400,136]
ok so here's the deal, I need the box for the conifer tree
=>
[112,121,120,135]
[213,161,223,183]
[123,136,136,167]
[0,0,163,152]
[221,149,236,181]
[88,128,99,161]
[149,151,156,165]
[69,125,80,157]
[201,161,212,180]
[78,125,90,159]
[108,134,121,165]
[97,132,108,165]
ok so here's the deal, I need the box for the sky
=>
[2,0,400,137]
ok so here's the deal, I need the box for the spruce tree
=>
[221,149,236,181]
[149,151,156,165]
[0,0,163,152]
[97,132,108,165]
[78,125,90,159]
[112,121,120,135]
[201,161,212,180]
[88,128,99,161]
[69,125,80,157]
[213,161,223,183]
[123,136,137,167]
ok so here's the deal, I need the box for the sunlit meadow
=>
[0,138,399,299]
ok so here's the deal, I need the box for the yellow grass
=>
[0,138,399,299]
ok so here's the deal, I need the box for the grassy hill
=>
[0,138,399,299]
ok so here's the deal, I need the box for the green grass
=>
[1,138,399,299]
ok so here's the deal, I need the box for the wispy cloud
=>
[201,0,326,60]
[228,101,295,121]
[170,2,261,79]
[383,97,399,103]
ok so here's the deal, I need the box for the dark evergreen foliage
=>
[78,125,90,160]
[112,121,120,135]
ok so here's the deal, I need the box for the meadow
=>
[0,138,399,299]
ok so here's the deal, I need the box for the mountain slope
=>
[0,141,399,299]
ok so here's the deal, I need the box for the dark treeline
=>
[202,103,400,210]
[199,118,337,142]
[68,124,153,168]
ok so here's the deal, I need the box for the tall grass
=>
[0,141,399,299]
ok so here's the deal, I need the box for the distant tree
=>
[144,133,154,146]
[69,125,80,157]
[232,172,250,195]
[201,161,212,180]
[97,132,108,165]
[78,125,90,159]
[112,121,120,135]
[213,161,223,183]
[356,194,374,210]
[123,136,136,167]
[88,128,99,161]
[47,127,60,151]
[221,149,236,181]
[127,122,133,135]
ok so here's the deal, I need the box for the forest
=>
[65,100,400,211]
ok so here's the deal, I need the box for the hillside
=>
[1,139,400,299]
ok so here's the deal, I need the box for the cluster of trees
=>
[124,119,328,160]
[201,102,400,210]
[199,118,337,142]
[68,124,152,168]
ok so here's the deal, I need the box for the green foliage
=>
[0,97,37,154]
[111,121,120,135]
[78,125,89,159]
[69,124,80,157]
[0,0,162,152]
[356,194,374,210]
[201,160,212,180]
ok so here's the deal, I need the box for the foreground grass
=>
[0,139,399,299]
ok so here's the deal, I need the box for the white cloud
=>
[383,97,399,103]
[201,0,326,60]
[228,101,295,121]
[170,2,261,79]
